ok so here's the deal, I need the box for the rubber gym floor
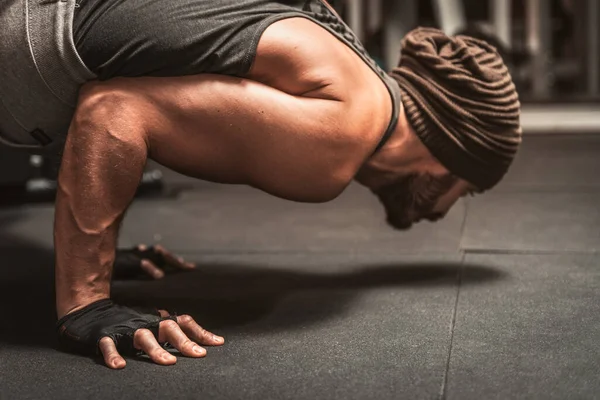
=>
[1,133,599,400]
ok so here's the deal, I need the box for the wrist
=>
[55,266,112,318]
[56,288,110,319]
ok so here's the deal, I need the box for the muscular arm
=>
[55,67,382,316]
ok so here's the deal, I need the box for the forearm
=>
[54,90,148,318]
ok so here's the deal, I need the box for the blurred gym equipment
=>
[343,0,600,132]
[0,145,165,206]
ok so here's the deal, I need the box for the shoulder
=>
[250,17,386,100]
[250,16,392,139]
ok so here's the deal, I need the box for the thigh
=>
[79,73,373,202]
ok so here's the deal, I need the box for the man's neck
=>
[353,104,421,190]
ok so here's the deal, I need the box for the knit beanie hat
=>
[389,27,522,191]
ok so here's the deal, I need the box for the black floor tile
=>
[461,191,600,252]
[0,253,485,400]
[446,253,600,400]
[496,134,600,191]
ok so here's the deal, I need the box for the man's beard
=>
[374,173,455,230]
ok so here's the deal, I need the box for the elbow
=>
[283,177,348,204]
[323,168,355,202]
[310,160,357,203]
[309,182,347,203]
[280,167,353,204]
[310,140,370,204]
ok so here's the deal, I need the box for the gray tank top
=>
[0,0,400,153]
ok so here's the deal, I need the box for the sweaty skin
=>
[54,16,392,368]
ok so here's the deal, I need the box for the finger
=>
[99,337,126,369]
[154,244,196,270]
[158,319,206,358]
[133,329,176,365]
[140,259,165,280]
[158,309,170,318]
[177,314,225,346]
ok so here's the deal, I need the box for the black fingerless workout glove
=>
[113,246,168,279]
[56,299,175,356]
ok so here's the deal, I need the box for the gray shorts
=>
[0,0,95,150]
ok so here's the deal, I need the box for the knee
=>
[72,82,148,147]
[75,82,130,124]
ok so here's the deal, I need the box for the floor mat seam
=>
[462,249,600,255]
[439,251,465,400]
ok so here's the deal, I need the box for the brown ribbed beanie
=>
[390,27,522,191]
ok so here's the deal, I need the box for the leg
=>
[55,72,380,317]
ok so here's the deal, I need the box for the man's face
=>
[373,172,475,230]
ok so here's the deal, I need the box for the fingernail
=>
[193,346,205,355]
[213,335,224,343]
